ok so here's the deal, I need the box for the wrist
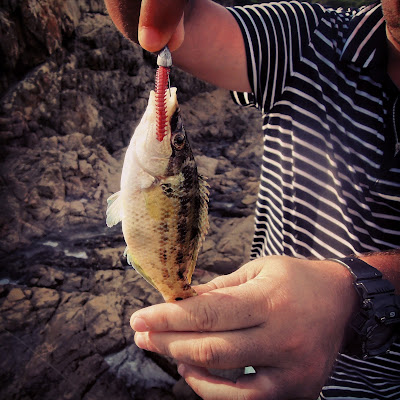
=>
[320,258,359,315]
[308,259,359,350]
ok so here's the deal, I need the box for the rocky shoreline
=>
[0,1,262,398]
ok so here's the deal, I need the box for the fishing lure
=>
[155,47,172,142]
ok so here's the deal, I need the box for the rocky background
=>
[0,0,262,399]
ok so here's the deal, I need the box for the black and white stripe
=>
[229,1,399,398]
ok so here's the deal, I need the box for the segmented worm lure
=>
[155,47,172,142]
[155,66,170,141]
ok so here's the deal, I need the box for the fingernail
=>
[177,363,186,377]
[131,316,149,332]
[134,332,147,349]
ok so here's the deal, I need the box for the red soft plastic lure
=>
[155,65,170,142]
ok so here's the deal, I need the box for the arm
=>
[104,0,251,92]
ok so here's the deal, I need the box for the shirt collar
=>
[340,2,387,69]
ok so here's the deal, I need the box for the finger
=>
[178,364,275,400]
[138,0,187,52]
[179,364,318,400]
[166,13,185,52]
[193,266,250,295]
[194,256,266,294]
[104,0,141,43]
[134,327,265,369]
[130,279,269,333]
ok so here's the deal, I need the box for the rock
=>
[105,344,177,391]
[216,216,255,257]
[85,293,125,353]
[198,216,255,274]
[92,247,125,269]
[6,287,25,302]
[69,200,86,216]
[0,1,81,94]
[173,378,202,400]
[1,288,33,331]
[196,155,219,178]
[35,266,65,288]
[79,159,93,176]
[31,287,60,309]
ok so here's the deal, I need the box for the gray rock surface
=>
[0,0,262,398]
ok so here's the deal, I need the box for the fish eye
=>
[172,133,185,150]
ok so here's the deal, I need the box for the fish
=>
[106,67,209,303]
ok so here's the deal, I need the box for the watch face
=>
[365,323,394,355]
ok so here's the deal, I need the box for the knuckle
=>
[159,311,170,331]
[189,302,219,331]
[144,334,154,351]
[283,328,304,353]
[257,289,272,321]
[194,340,221,368]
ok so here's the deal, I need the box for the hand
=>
[104,0,187,52]
[104,0,251,92]
[130,256,358,400]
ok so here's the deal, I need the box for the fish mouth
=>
[150,87,179,137]
[145,88,179,155]
[132,88,180,179]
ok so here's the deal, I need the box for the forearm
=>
[172,0,250,91]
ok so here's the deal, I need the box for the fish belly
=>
[122,182,199,302]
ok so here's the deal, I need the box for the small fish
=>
[106,61,209,302]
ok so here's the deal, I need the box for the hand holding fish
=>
[131,256,358,400]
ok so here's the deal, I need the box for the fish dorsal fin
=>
[106,191,123,227]
[187,174,210,283]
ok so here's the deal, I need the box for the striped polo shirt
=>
[228,1,400,399]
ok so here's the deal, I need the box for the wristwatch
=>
[329,257,400,359]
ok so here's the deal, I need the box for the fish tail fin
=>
[106,191,123,227]
[163,286,197,303]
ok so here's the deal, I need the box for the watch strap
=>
[331,257,382,280]
[328,257,400,359]
[330,257,395,298]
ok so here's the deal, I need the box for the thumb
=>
[139,0,187,52]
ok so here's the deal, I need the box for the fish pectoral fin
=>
[106,191,123,227]
[124,246,158,290]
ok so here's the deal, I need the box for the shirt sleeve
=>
[228,1,324,114]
